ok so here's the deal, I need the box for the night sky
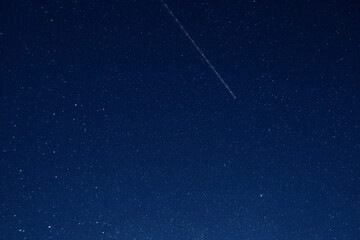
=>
[1,0,360,239]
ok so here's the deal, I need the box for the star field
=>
[1,0,360,239]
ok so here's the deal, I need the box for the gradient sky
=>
[1,0,360,239]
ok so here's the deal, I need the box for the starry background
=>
[1,0,360,239]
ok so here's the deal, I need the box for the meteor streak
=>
[160,0,237,99]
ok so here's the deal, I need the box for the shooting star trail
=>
[160,0,237,99]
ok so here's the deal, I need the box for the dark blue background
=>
[1,0,359,239]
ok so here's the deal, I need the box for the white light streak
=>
[160,0,237,99]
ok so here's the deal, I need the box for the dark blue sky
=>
[1,0,360,239]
